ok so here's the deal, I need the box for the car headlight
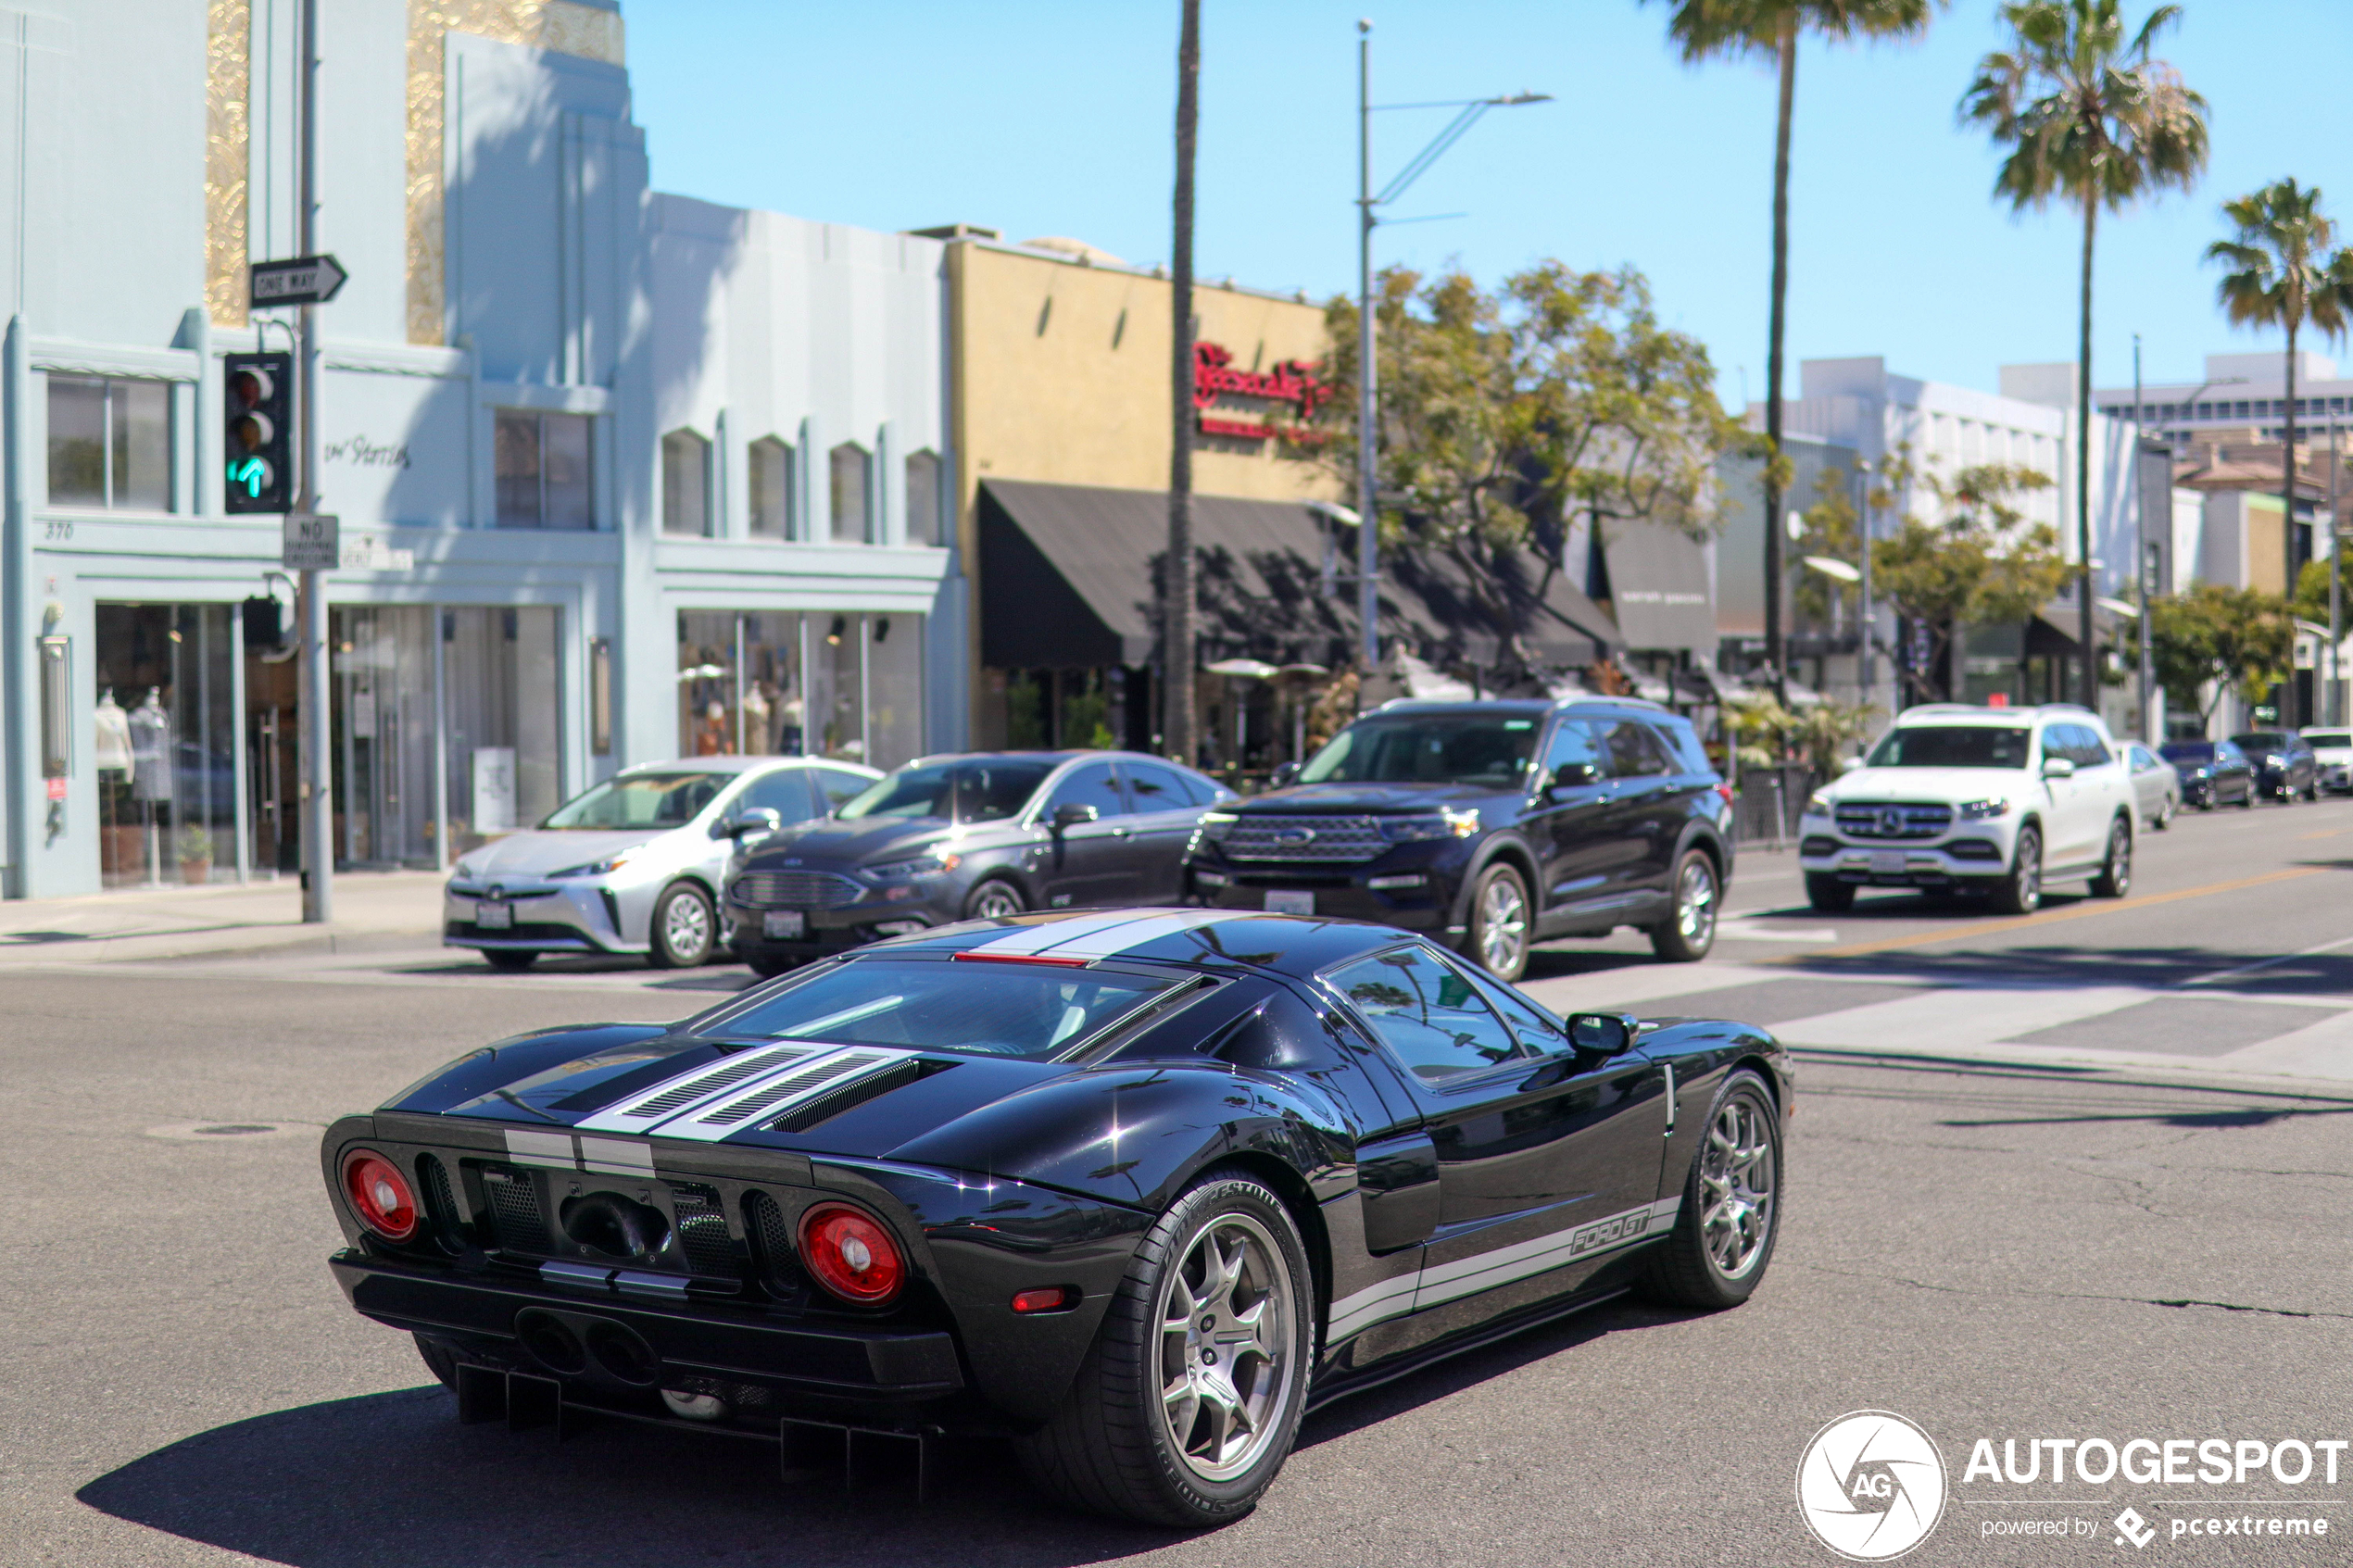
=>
[1380,809,1480,842]
[1200,811,1240,841]
[1804,791,1831,815]
[862,849,961,882]
[2267,754,2285,767]
[1955,798,2011,822]
[551,851,634,878]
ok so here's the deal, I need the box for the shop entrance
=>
[93,604,240,888]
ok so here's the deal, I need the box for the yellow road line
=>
[1765,867,2325,963]
[2298,830,2341,841]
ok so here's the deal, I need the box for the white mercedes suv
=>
[1797,703,2137,915]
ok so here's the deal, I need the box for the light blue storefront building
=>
[1,0,961,898]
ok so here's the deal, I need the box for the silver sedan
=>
[2121,743,2182,832]
[443,757,880,970]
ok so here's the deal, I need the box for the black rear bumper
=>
[331,1251,963,1403]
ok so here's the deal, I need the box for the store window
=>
[904,449,942,546]
[676,609,925,769]
[662,429,711,536]
[749,436,795,539]
[50,376,171,511]
[829,442,870,543]
[494,410,594,529]
[94,604,236,887]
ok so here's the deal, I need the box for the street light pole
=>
[2331,418,2342,725]
[2133,335,2152,744]
[1352,24,1547,679]
[1853,457,1874,704]
[296,0,332,923]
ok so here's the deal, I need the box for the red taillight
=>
[1011,1286,1076,1314]
[344,1150,418,1241]
[798,1202,905,1306]
[1714,782,1734,804]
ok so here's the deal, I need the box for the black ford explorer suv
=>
[1186,697,1735,981]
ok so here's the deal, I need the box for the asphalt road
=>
[8,794,2353,1566]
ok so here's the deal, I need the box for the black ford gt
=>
[322,908,1789,1527]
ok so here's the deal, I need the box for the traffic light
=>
[223,350,293,514]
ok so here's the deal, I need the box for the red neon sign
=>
[1192,342,1331,423]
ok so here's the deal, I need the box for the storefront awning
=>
[1600,522,1714,653]
[978,478,1621,671]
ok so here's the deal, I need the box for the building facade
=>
[2,0,955,899]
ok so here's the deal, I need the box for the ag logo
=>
[1796,1411,1947,1561]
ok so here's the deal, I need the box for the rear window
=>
[720,958,1178,1060]
[1866,726,2031,770]
[2160,743,2214,762]
[2305,732,2352,748]
[2233,733,2288,753]
[1656,717,1714,777]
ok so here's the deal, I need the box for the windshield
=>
[2232,732,2288,753]
[540,771,730,830]
[2305,731,2352,748]
[720,959,1177,1059]
[1866,726,2032,770]
[837,759,1056,823]
[2160,743,2215,763]
[1299,715,1539,787]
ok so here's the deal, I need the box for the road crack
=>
[1794,1261,2353,1321]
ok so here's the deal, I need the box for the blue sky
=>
[623,1,2353,403]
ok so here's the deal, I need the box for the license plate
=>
[763,910,806,939]
[1265,889,1315,915]
[1869,851,1905,876]
[475,901,512,930]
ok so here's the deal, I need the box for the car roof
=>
[1891,704,2095,728]
[1371,696,1676,719]
[618,756,877,777]
[861,908,1404,982]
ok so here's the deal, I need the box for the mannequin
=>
[93,691,132,773]
[128,689,173,886]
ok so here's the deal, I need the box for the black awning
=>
[1600,522,1715,652]
[979,477,1620,671]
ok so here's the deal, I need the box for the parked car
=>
[2120,743,2182,831]
[319,907,1790,1526]
[444,757,879,971]
[2160,739,2256,810]
[723,751,1234,975]
[1799,703,2136,915]
[2300,727,2353,794]
[1184,697,1735,981]
[2231,730,2319,802]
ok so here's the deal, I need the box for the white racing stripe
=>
[1033,908,1239,960]
[1323,1197,1682,1345]
[572,1043,823,1135]
[962,909,1147,956]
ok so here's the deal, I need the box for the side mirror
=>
[724,807,785,840]
[1051,802,1100,831]
[1567,1011,1640,1057]
[1838,756,1864,775]
[1547,760,1598,795]
[1269,760,1302,789]
[2041,756,2076,780]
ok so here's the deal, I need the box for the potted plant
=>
[176,823,214,884]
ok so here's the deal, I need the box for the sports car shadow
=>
[75,1298,1694,1564]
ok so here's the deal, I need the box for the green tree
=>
[1869,455,2069,704]
[1310,263,1741,671]
[2207,178,2353,597]
[1650,0,1941,699]
[2149,582,2293,726]
[2292,556,2338,628]
[1723,688,1881,772]
[1961,0,2208,708]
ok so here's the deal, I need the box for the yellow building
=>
[925,230,1345,755]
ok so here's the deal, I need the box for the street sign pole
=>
[296,0,332,924]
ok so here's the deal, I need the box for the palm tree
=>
[1962,0,2207,709]
[1164,0,1202,766]
[1650,0,1938,701]
[2207,179,2353,601]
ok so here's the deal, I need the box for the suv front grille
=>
[1833,802,1954,840]
[1219,814,1388,863]
[734,870,864,909]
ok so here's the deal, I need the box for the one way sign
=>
[250,254,348,308]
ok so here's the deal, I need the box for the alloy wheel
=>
[1476,871,1529,976]
[1675,857,1718,947]
[1156,1212,1296,1484]
[969,882,1025,921]
[1698,1096,1776,1281]
[661,889,711,960]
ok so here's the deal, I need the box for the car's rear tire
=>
[2239,783,2257,809]
[1804,873,1855,913]
[1989,826,2042,915]
[2152,795,2175,831]
[414,1333,460,1390]
[964,878,1026,921]
[1648,849,1718,962]
[2088,816,2132,898]
[1015,1169,1313,1528]
[647,883,716,969]
[482,949,536,972]
[1638,1069,1780,1311]
[1464,862,1532,981]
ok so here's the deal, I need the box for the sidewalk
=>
[0,870,446,966]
